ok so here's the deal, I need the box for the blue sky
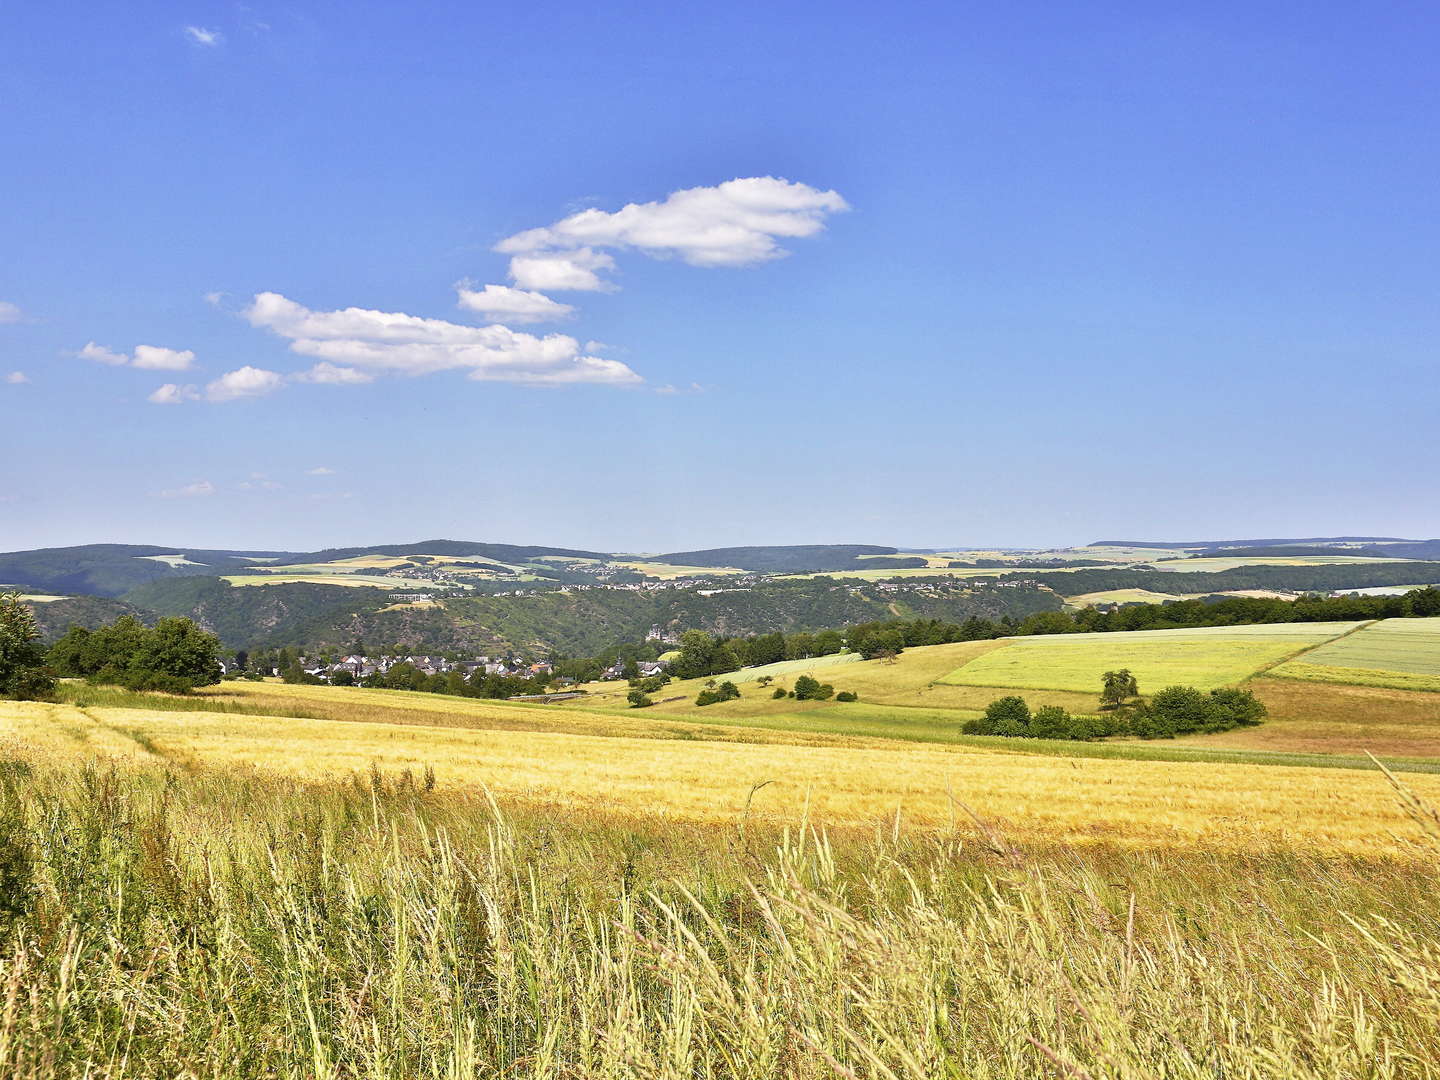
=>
[2,1,1437,553]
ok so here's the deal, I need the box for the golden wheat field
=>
[6,688,1440,855]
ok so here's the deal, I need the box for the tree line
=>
[963,670,1267,741]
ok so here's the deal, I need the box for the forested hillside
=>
[0,544,292,596]
[650,544,914,572]
[1014,562,1440,594]
[61,577,1062,653]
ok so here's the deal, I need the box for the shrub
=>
[695,680,741,707]
[835,690,858,702]
[1028,704,1072,739]
[626,688,654,709]
[792,675,834,701]
[771,687,787,699]
[985,696,1032,737]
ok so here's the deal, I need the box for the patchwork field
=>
[936,622,1360,693]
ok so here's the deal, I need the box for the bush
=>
[771,686,787,699]
[793,675,835,701]
[1028,705,1072,739]
[835,690,858,702]
[626,688,654,709]
[985,696,1032,736]
[695,680,741,707]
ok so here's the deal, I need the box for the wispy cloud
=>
[306,466,336,476]
[184,26,222,46]
[156,480,216,499]
[293,361,374,385]
[4,371,28,385]
[496,177,848,273]
[148,383,199,405]
[0,301,23,324]
[238,473,282,491]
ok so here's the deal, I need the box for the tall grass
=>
[1,757,1439,1077]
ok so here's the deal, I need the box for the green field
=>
[1270,618,1440,690]
[221,573,431,588]
[937,622,1359,693]
[719,650,863,683]
[1152,555,1409,572]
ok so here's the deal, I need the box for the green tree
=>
[984,696,1031,736]
[793,674,822,700]
[1208,687,1267,727]
[129,617,223,688]
[0,593,56,701]
[626,688,654,708]
[1100,669,1139,708]
[1028,704,1072,739]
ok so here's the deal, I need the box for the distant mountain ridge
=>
[650,545,917,573]
[268,539,610,566]
[0,543,296,597]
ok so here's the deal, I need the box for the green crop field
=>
[937,622,1359,693]
[1271,618,1440,690]
[721,650,863,683]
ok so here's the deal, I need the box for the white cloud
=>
[184,26,222,46]
[307,466,336,476]
[132,345,196,371]
[148,383,199,405]
[455,282,575,323]
[293,361,375,385]
[80,341,130,366]
[204,291,225,306]
[156,480,215,499]
[244,292,642,386]
[506,249,617,292]
[0,301,23,324]
[496,176,849,272]
[206,366,285,402]
[4,371,28,385]
[82,341,194,370]
[238,473,281,491]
